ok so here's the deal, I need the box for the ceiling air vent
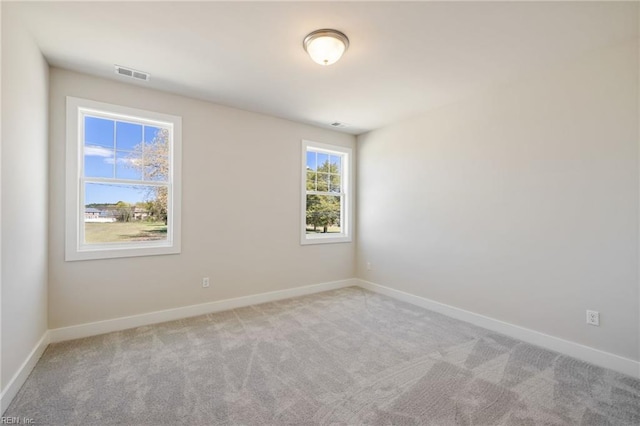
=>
[330,122,349,128]
[114,65,150,81]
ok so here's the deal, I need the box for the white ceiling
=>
[9,1,638,135]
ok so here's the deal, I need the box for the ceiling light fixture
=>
[303,29,349,66]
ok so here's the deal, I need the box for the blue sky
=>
[306,151,341,172]
[84,116,162,205]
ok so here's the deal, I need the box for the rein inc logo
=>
[0,418,34,424]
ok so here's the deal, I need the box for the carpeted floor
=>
[5,287,640,425]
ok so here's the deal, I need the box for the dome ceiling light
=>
[303,29,349,66]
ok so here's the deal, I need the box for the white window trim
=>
[65,96,182,261]
[301,140,353,245]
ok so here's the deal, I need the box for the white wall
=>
[49,68,356,329]
[1,6,49,390]
[357,40,639,361]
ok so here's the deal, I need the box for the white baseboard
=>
[0,331,50,414]
[50,278,358,343]
[357,279,640,379]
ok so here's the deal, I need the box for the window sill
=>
[301,234,352,245]
[66,242,180,261]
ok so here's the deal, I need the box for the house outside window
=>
[301,140,352,245]
[66,97,182,261]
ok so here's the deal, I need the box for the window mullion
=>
[306,190,343,197]
[81,177,169,187]
[112,120,117,178]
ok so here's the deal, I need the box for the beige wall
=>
[1,7,49,388]
[49,68,356,329]
[357,40,640,361]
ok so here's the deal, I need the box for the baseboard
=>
[50,278,358,343]
[0,331,50,414]
[357,279,640,379]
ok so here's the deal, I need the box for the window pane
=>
[84,182,168,244]
[84,116,114,148]
[317,153,329,170]
[329,155,342,173]
[329,174,341,193]
[144,126,161,143]
[316,173,329,191]
[84,145,114,178]
[306,171,317,191]
[116,121,143,151]
[142,129,169,182]
[115,150,142,180]
[143,155,169,181]
[306,151,317,171]
[305,194,341,234]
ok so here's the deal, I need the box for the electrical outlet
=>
[366,262,372,271]
[586,310,599,326]
[202,277,210,288]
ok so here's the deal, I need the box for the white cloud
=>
[85,145,113,158]
[118,157,139,166]
[103,157,140,166]
[85,146,140,167]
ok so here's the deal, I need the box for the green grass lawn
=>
[85,221,167,243]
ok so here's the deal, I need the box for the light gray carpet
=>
[5,287,640,425]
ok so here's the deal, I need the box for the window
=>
[301,140,352,244]
[65,97,181,261]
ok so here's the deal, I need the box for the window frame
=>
[301,140,353,245]
[65,96,182,261]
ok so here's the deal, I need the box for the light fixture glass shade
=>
[303,29,349,66]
